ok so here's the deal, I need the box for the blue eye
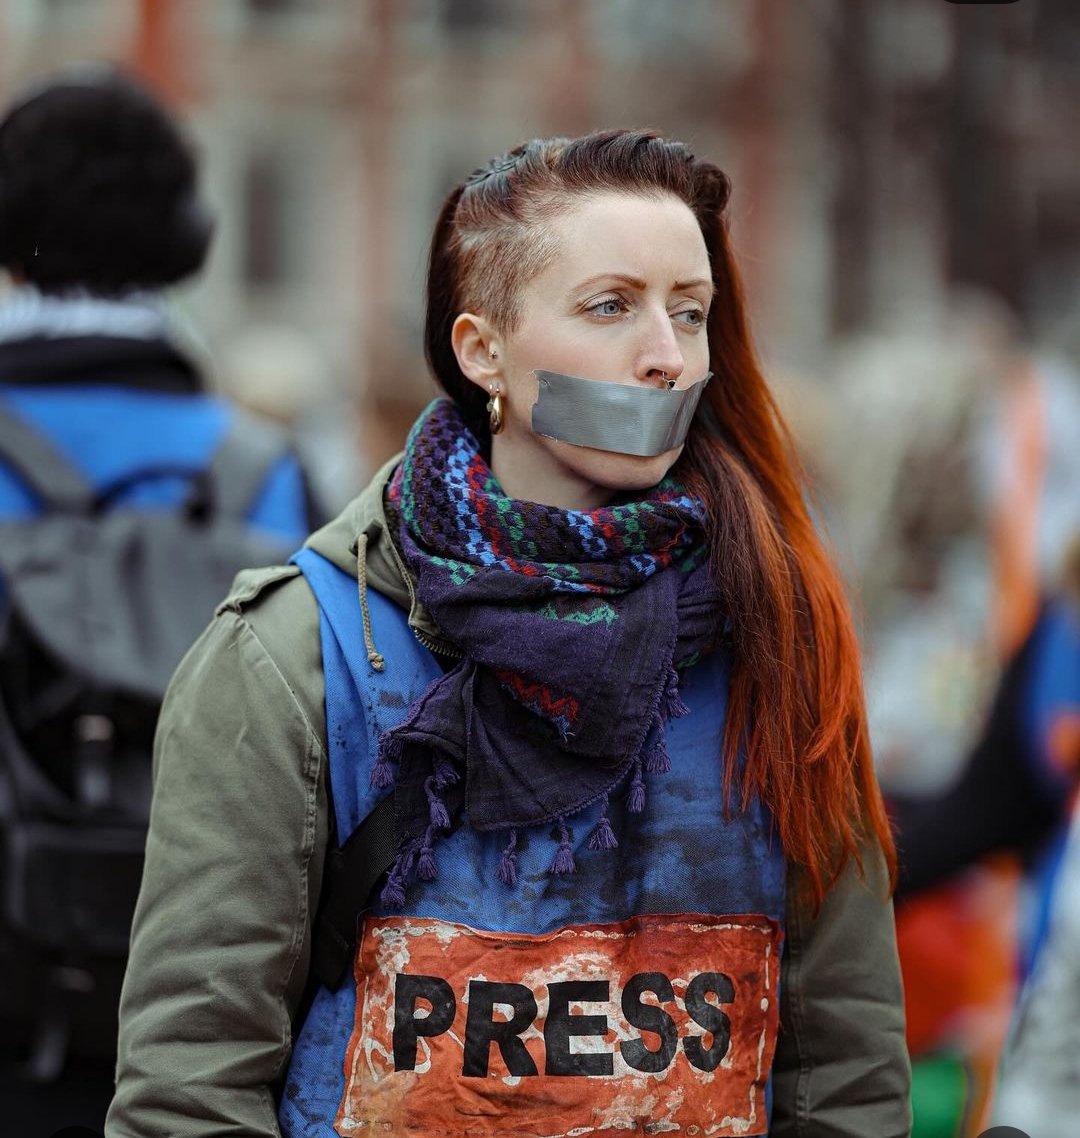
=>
[674,307,706,328]
[586,296,628,317]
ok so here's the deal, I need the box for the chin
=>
[575,447,683,498]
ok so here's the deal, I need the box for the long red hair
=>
[425,130,895,905]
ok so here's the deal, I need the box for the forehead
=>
[534,191,710,286]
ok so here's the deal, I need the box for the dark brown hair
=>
[424,129,895,904]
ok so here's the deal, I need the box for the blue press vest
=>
[282,548,787,1137]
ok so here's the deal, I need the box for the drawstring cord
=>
[356,532,385,672]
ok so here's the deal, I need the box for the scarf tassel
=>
[661,664,690,720]
[625,757,647,814]
[588,797,619,850]
[496,829,518,887]
[417,825,440,881]
[382,754,460,902]
[425,775,452,831]
[550,819,576,875]
[643,720,672,775]
[380,839,420,910]
[370,730,403,790]
[433,755,460,789]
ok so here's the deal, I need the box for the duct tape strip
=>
[531,370,712,457]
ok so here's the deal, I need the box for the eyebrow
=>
[574,272,716,296]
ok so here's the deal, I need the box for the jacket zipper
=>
[383,528,464,661]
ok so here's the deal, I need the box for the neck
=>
[490,439,614,512]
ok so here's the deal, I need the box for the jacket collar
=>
[0,333,205,394]
[304,454,451,653]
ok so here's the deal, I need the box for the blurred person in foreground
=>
[108,129,910,1137]
[993,805,1080,1136]
[991,535,1080,1137]
[0,66,320,1102]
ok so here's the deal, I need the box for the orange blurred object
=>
[897,856,1020,1135]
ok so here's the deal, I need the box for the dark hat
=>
[0,65,214,294]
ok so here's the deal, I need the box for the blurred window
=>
[38,0,111,29]
[439,0,522,35]
[246,0,300,17]
[8,0,133,42]
[242,149,288,288]
[590,0,742,63]
[236,0,344,41]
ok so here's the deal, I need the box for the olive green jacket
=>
[106,457,912,1138]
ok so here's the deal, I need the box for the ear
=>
[451,312,502,394]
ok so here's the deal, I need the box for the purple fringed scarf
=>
[376,398,723,906]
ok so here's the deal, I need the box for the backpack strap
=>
[309,792,397,991]
[0,404,93,512]
[195,413,290,520]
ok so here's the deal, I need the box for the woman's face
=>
[463,191,713,511]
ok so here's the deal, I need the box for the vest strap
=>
[310,792,397,991]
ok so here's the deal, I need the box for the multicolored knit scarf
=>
[377,397,724,906]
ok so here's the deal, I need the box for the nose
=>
[634,308,685,389]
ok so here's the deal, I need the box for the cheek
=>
[506,370,541,423]
[688,338,711,376]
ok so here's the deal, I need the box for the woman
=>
[107,130,911,1137]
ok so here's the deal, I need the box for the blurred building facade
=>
[1,0,1078,470]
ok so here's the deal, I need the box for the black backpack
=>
[0,405,298,1079]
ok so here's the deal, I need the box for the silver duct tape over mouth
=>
[531,370,712,457]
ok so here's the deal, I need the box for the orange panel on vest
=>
[336,912,783,1137]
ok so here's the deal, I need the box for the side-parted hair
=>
[424,129,896,906]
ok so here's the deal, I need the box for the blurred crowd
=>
[790,298,1080,1137]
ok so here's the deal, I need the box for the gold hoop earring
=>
[486,383,505,435]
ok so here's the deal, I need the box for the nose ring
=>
[661,371,675,391]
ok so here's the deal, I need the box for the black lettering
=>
[620,972,679,1074]
[544,980,613,1076]
[462,981,539,1077]
[683,971,734,1071]
[393,973,456,1071]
